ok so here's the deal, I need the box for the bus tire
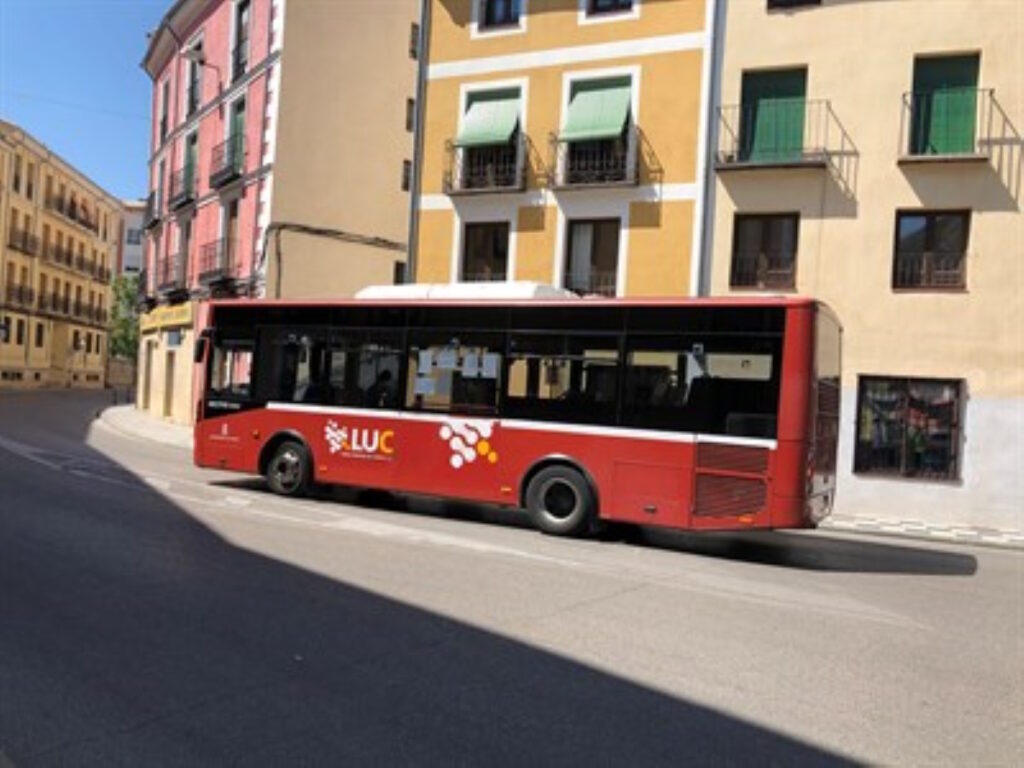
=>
[266,440,311,498]
[525,465,596,537]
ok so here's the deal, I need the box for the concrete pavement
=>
[1,390,1022,764]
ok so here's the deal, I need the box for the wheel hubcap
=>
[539,479,580,520]
[273,450,301,491]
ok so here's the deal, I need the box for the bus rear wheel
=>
[266,440,311,498]
[525,466,596,537]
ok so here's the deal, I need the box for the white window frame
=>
[227,0,251,79]
[471,0,528,39]
[578,0,640,26]
[453,214,517,284]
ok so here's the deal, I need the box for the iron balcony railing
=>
[210,135,246,187]
[199,238,238,285]
[716,98,856,169]
[144,191,161,229]
[549,124,638,188]
[232,40,249,82]
[158,253,189,294]
[892,251,967,290]
[7,228,40,255]
[899,88,994,161]
[45,195,100,234]
[43,243,74,269]
[444,134,526,195]
[3,283,35,308]
[729,250,797,291]
[564,269,617,297]
[168,166,197,210]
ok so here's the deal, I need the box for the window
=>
[855,377,961,481]
[401,159,412,191]
[15,319,25,346]
[739,68,807,163]
[453,88,522,192]
[909,55,980,156]
[209,337,254,400]
[72,329,81,352]
[481,0,521,29]
[186,42,203,116]
[622,334,781,438]
[160,80,170,143]
[407,331,503,417]
[730,214,799,290]
[86,332,93,355]
[127,228,142,245]
[461,222,509,281]
[565,219,619,296]
[12,155,21,193]
[587,0,633,14]
[893,210,969,290]
[559,77,633,186]
[233,0,251,81]
[767,0,820,8]
[329,331,404,409]
[406,98,415,132]
[26,163,34,199]
[505,334,620,425]
[0,317,9,344]
[409,23,420,59]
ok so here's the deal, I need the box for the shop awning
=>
[561,81,631,141]
[455,96,520,147]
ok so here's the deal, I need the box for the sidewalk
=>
[97,405,193,450]
[93,405,1023,549]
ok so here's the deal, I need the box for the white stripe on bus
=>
[264,402,778,450]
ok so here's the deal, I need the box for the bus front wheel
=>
[266,440,311,498]
[525,466,596,537]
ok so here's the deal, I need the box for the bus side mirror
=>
[194,337,208,364]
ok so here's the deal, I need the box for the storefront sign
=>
[140,302,194,333]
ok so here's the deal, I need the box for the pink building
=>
[141,0,277,306]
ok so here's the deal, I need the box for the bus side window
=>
[328,332,403,409]
[406,332,502,416]
[209,338,254,400]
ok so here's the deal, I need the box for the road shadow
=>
[207,477,979,577]
[0,392,856,765]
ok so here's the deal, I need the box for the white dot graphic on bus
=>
[438,419,498,470]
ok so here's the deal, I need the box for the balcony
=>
[548,125,638,189]
[144,191,161,230]
[210,135,246,188]
[158,253,189,297]
[716,99,857,171]
[564,270,617,297]
[137,268,156,310]
[444,135,526,195]
[893,250,967,291]
[168,167,197,211]
[898,88,994,164]
[729,251,797,291]
[7,228,40,256]
[232,40,249,82]
[42,243,74,270]
[3,283,35,309]
[199,238,238,286]
[45,195,100,235]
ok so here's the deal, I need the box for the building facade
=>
[706,0,1023,530]
[0,121,120,389]
[138,0,417,424]
[118,199,146,275]
[412,0,716,296]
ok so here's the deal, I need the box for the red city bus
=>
[193,289,840,537]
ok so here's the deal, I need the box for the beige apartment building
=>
[137,0,417,424]
[0,121,121,389]
[706,0,1023,530]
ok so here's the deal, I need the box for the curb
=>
[822,517,1024,551]
[95,405,193,450]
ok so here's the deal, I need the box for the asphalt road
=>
[0,390,1021,766]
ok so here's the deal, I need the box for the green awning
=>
[455,96,520,147]
[561,81,631,142]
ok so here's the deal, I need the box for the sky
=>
[0,0,168,200]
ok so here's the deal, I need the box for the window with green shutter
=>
[739,68,807,163]
[909,55,979,156]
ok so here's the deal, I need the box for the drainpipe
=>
[694,0,726,297]
[405,0,431,284]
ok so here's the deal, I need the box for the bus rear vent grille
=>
[696,443,769,474]
[694,475,766,517]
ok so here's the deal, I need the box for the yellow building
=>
[0,121,121,389]
[707,0,1023,531]
[412,0,716,295]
